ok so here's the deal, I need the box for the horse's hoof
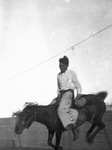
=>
[86,133,90,142]
[59,146,63,150]
[86,133,90,139]
[87,138,94,145]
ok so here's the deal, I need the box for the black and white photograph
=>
[0,0,112,150]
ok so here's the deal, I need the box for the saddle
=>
[74,94,94,109]
[74,97,87,108]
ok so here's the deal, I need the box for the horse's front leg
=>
[47,130,56,150]
[55,131,63,150]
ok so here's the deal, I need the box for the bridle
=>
[23,108,37,128]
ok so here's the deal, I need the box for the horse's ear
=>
[24,102,33,107]
[12,110,21,117]
[35,102,38,106]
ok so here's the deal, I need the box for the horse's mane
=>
[23,102,58,111]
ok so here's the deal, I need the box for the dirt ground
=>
[0,148,109,150]
[0,148,49,150]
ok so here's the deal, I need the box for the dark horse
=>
[15,91,107,150]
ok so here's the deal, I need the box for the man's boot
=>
[75,109,87,126]
[66,124,79,141]
[66,109,87,141]
[66,110,87,130]
[71,112,86,141]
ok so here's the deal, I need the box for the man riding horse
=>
[51,56,84,141]
[15,56,107,150]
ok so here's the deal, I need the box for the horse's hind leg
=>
[47,130,56,149]
[86,123,96,144]
[87,121,105,144]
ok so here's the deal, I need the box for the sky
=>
[0,0,112,118]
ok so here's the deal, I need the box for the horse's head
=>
[15,104,37,135]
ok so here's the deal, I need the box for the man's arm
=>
[72,71,82,95]
[57,75,61,96]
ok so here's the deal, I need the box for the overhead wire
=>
[0,24,112,84]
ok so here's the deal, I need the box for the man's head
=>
[59,56,69,73]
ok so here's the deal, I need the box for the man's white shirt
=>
[57,69,82,95]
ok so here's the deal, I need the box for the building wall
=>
[0,111,112,150]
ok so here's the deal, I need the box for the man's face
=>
[59,62,68,73]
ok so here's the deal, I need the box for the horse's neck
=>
[35,105,49,125]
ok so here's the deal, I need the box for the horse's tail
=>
[96,91,108,100]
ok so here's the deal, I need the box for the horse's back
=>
[82,92,107,116]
